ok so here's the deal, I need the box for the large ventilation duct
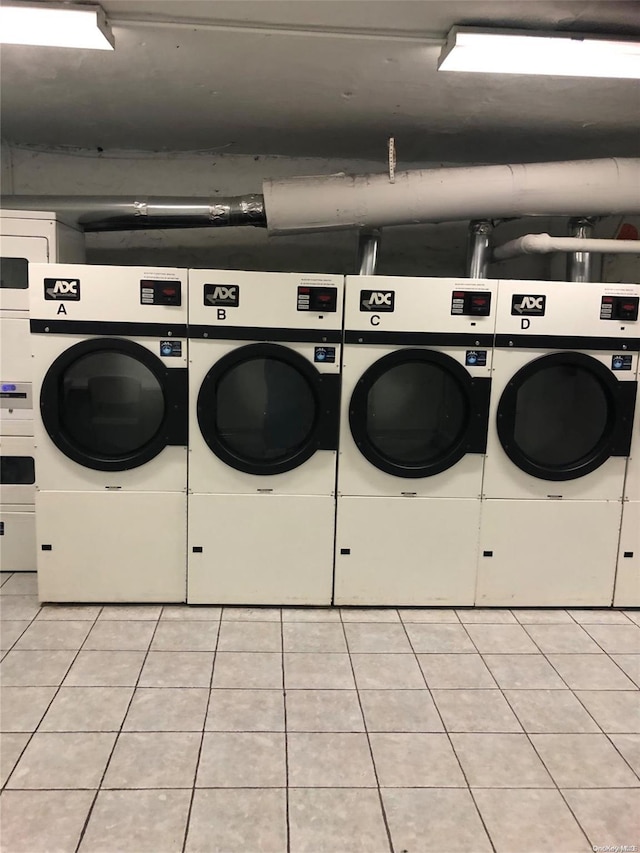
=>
[0,195,266,231]
[263,158,640,234]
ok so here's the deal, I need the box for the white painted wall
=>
[3,141,638,281]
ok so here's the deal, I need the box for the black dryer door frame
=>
[497,350,637,481]
[197,342,340,475]
[349,347,491,479]
[40,337,187,472]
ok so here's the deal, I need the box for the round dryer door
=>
[197,343,339,475]
[40,338,184,471]
[349,348,490,478]
[497,351,635,481]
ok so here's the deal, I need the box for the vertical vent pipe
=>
[467,220,493,278]
[356,230,381,275]
[567,217,596,282]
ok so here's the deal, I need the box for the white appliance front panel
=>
[32,334,187,492]
[36,491,186,602]
[495,279,640,339]
[0,434,35,505]
[189,339,338,495]
[0,234,49,313]
[188,269,343,330]
[30,264,187,325]
[334,496,480,606]
[188,493,334,605]
[483,347,632,500]
[338,343,489,498]
[624,372,640,503]
[614,501,640,607]
[345,276,498,335]
[0,506,36,572]
[477,499,621,606]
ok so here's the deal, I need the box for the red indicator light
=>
[318,294,331,301]
[624,303,635,310]
[473,297,486,304]
[453,291,464,297]
[299,288,310,294]
[603,297,613,303]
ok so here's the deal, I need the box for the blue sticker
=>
[314,346,336,363]
[466,350,487,367]
[160,340,182,357]
[612,354,633,371]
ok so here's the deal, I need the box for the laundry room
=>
[1,2,640,852]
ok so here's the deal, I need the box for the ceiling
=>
[1,0,640,163]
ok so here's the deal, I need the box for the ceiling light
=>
[0,2,114,50]
[438,27,640,79]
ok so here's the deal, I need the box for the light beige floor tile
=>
[217,621,280,652]
[548,655,637,690]
[563,788,640,850]
[222,607,281,621]
[417,653,497,689]
[84,620,156,651]
[1,790,94,852]
[196,731,286,787]
[473,788,590,853]
[399,608,460,623]
[64,651,145,687]
[575,690,640,733]
[570,609,631,624]
[39,686,133,732]
[282,607,341,622]
[7,731,116,788]
[524,624,602,654]
[351,653,425,689]
[288,732,376,786]
[456,609,516,623]
[432,689,522,733]
[531,733,640,788]
[151,621,219,652]
[0,595,40,621]
[1,686,57,731]
[0,571,12,584]
[344,623,411,653]
[206,689,285,731]
[341,608,400,622]
[139,651,214,688]
[405,623,476,653]
[13,620,92,651]
[370,732,465,787]
[213,652,282,689]
[483,654,567,689]
[284,653,354,689]
[503,690,600,733]
[0,620,30,651]
[514,609,574,624]
[161,605,222,621]
[36,605,102,621]
[382,788,492,852]
[359,689,443,732]
[185,788,287,853]
[609,733,640,775]
[451,733,554,787]
[612,654,640,687]
[289,788,389,853]
[0,573,38,595]
[465,623,538,653]
[0,732,30,785]
[79,789,190,853]
[582,624,640,654]
[283,622,347,653]
[1,650,75,686]
[98,605,161,621]
[624,611,640,626]
[124,687,209,731]
[286,689,363,732]
[103,731,201,788]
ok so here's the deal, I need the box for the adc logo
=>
[511,294,546,316]
[360,290,395,312]
[44,278,81,301]
[204,284,239,307]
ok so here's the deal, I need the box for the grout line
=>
[281,609,291,853]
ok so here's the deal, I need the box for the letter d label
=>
[521,318,530,330]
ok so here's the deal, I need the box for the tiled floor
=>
[0,572,639,853]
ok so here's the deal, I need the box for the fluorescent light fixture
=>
[438,27,640,79]
[0,1,114,50]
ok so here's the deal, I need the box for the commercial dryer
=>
[477,280,638,606]
[615,354,640,607]
[187,269,343,605]
[30,263,188,602]
[334,275,497,605]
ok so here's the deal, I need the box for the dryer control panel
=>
[140,280,182,306]
[600,295,639,322]
[451,290,492,316]
[297,286,338,312]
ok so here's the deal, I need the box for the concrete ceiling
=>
[1,0,639,162]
